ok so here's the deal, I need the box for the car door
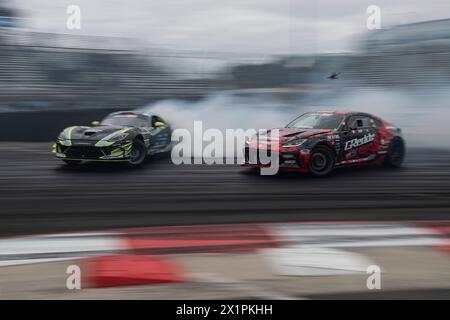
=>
[149,115,171,151]
[340,115,378,163]
[136,118,152,149]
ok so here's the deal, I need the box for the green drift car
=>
[53,111,172,166]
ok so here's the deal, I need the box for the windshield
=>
[286,113,344,130]
[101,115,147,128]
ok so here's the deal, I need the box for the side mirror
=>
[154,121,165,128]
[91,120,100,126]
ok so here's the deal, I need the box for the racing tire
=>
[63,160,81,166]
[128,139,147,167]
[308,145,335,177]
[383,138,405,168]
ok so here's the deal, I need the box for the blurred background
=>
[1,0,450,144]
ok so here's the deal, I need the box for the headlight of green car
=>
[109,132,129,142]
[95,131,130,147]
[57,128,73,146]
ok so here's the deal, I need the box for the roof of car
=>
[313,110,376,117]
[108,111,152,117]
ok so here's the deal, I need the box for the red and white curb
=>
[0,220,449,288]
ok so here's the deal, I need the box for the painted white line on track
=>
[0,257,82,267]
[37,232,121,238]
[267,224,448,247]
[262,222,449,276]
[270,224,437,237]
[0,235,122,256]
[262,247,374,276]
[291,237,446,248]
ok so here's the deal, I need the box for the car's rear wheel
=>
[63,160,81,166]
[128,139,147,166]
[383,138,405,168]
[308,146,335,177]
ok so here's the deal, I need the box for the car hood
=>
[65,125,131,141]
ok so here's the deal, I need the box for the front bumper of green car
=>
[52,140,133,161]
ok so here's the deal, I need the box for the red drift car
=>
[243,111,405,176]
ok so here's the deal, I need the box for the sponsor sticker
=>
[344,133,376,151]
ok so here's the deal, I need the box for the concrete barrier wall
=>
[0,109,118,141]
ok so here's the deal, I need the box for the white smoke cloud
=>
[137,93,295,131]
[137,93,299,158]
[137,88,450,154]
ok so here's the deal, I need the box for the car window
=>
[102,116,148,128]
[151,115,165,126]
[369,117,381,128]
[348,116,371,129]
[286,113,345,130]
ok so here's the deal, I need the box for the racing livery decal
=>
[242,111,405,176]
[53,111,172,167]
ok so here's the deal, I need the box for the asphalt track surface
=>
[1,143,450,237]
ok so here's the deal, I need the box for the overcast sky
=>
[11,0,450,55]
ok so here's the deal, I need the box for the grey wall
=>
[0,109,116,141]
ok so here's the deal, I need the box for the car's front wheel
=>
[128,139,147,166]
[308,146,335,177]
